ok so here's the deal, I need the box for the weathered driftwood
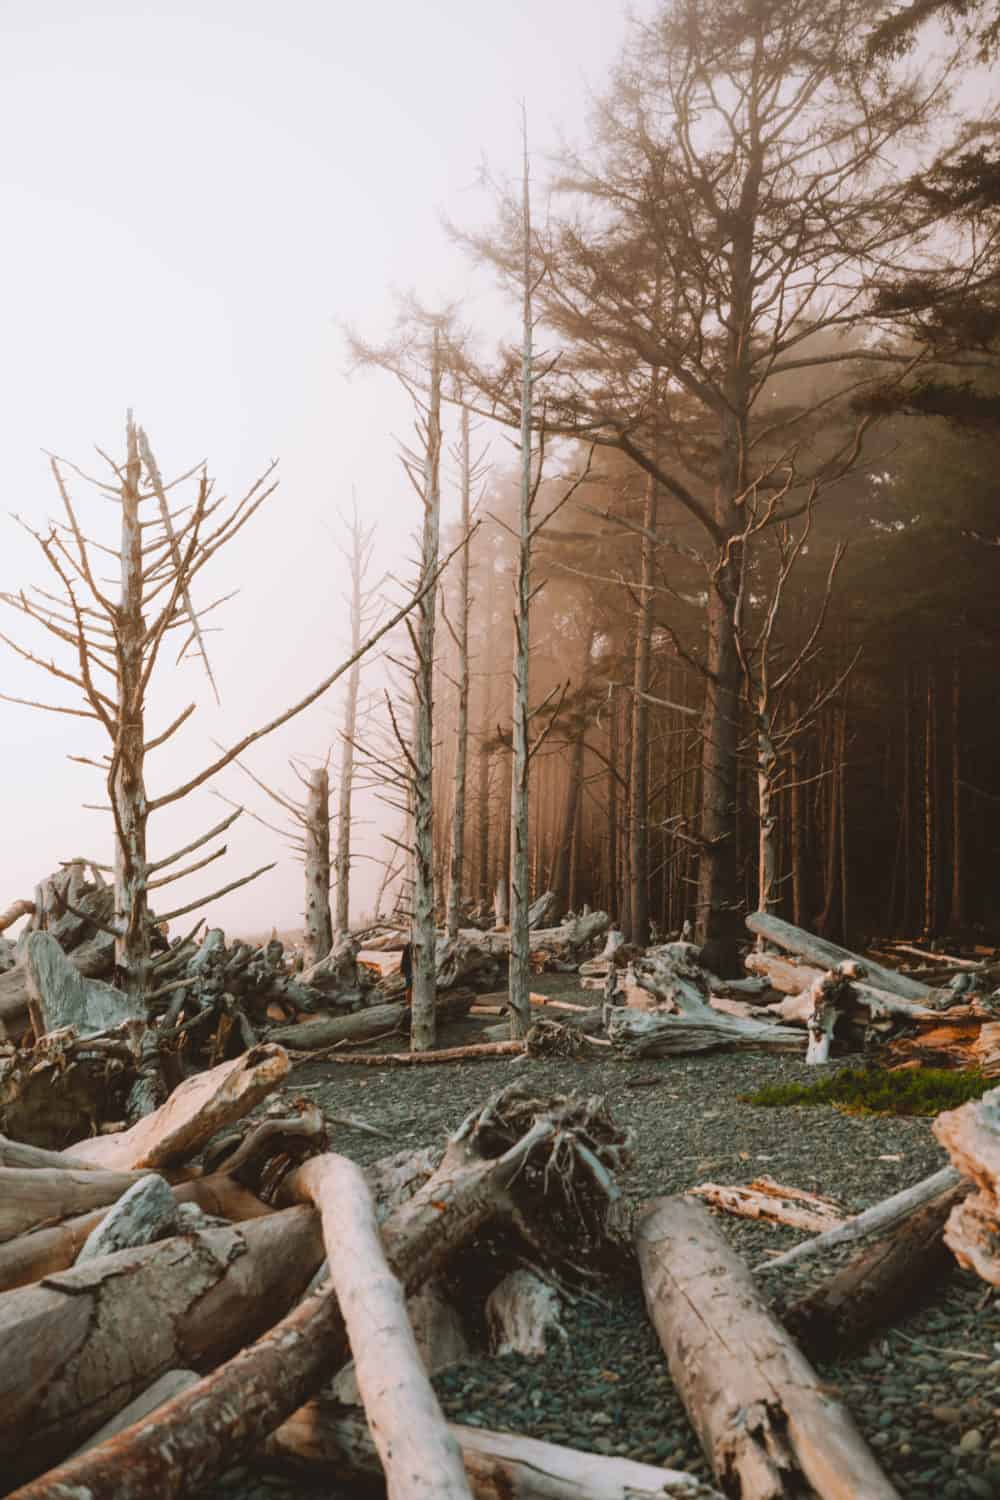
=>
[0,1206,325,1487]
[527,889,558,929]
[300,931,369,998]
[486,1268,566,1357]
[14,1085,630,1500]
[64,1042,289,1169]
[23,930,138,1039]
[288,1152,472,1500]
[608,1006,804,1058]
[746,911,931,1002]
[333,1277,474,1404]
[0,1163,155,1243]
[298,1039,527,1066]
[0,898,34,934]
[268,989,473,1051]
[636,1197,902,1499]
[0,927,116,1042]
[784,1178,970,1358]
[688,1177,845,1234]
[0,1024,141,1150]
[746,951,943,1024]
[753,1164,963,1273]
[264,1403,725,1498]
[802,966,855,1064]
[71,1371,200,1457]
[933,1085,1000,1286]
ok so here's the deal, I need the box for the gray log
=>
[23,932,138,1037]
[608,1006,805,1058]
[746,912,931,1001]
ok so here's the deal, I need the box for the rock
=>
[76,1173,178,1262]
[23,931,138,1037]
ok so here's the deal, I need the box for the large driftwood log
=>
[265,1402,725,1498]
[289,1153,472,1499]
[784,1178,970,1358]
[0,932,116,1043]
[752,1164,963,1273]
[933,1084,1000,1285]
[0,1207,325,1487]
[64,1042,289,1169]
[746,912,931,1002]
[486,1268,566,1357]
[636,1197,902,1499]
[14,1085,630,1500]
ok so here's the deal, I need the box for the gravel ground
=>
[210,978,1000,1500]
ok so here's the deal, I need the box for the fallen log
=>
[63,1042,289,1169]
[0,1206,325,1487]
[289,1152,472,1499]
[687,1177,845,1234]
[607,1006,804,1058]
[486,1268,566,1356]
[752,1164,963,1273]
[746,950,943,1023]
[784,1178,970,1359]
[264,1402,725,1498]
[292,1039,527,1066]
[10,1084,630,1500]
[746,912,931,1002]
[268,989,474,1050]
[0,1163,156,1243]
[22,931,138,1039]
[0,928,116,1042]
[636,1197,903,1499]
[933,1084,1000,1286]
[0,898,34,934]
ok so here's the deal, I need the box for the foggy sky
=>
[0,1,638,938]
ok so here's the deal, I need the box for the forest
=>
[2,1,1000,1498]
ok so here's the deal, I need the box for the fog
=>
[0,0,635,938]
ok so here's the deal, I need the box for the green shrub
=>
[740,1066,991,1116]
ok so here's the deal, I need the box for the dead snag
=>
[636,1197,903,1500]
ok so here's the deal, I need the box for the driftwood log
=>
[746,951,944,1024]
[636,1197,902,1499]
[608,1007,804,1058]
[933,1084,1000,1285]
[10,1084,631,1500]
[0,1207,325,1488]
[267,989,473,1051]
[687,1177,845,1234]
[265,1403,725,1498]
[784,1177,970,1358]
[746,912,931,1002]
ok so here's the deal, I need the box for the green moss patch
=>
[740,1066,991,1116]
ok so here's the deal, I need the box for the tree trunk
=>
[508,123,534,1039]
[630,474,658,946]
[303,768,332,968]
[636,1197,903,1500]
[411,333,443,1052]
[756,712,779,914]
[447,408,473,943]
[923,663,936,939]
[949,653,963,933]
[334,513,362,935]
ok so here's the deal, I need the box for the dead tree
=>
[0,416,449,1011]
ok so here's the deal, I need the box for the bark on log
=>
[687,1177,845,1234]
[933,1085,1000,1286]
[636,1197,903,1499]
[608,1006,805,1058]
[746,912,931,1002]
[0,1207,324,1486]
[752,1164,963,1273]
[784,1180,970,1359]
[264,1402,725,1498]
[288,1152,472,1499]
[71,1371,200,1457]
[12,1086,630,1500]
[63,1042,289,1169]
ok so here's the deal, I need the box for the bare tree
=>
[0,415,446,1007]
